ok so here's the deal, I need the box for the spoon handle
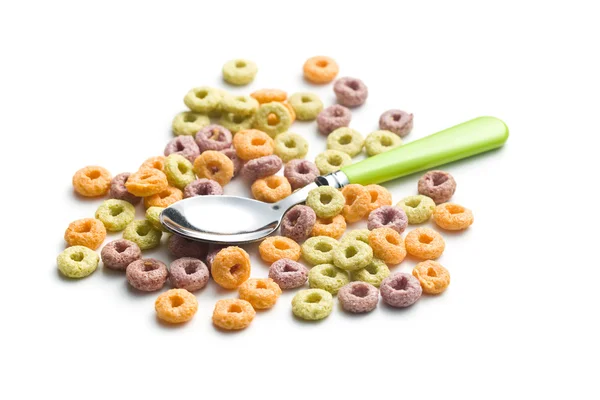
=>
[341,116,509,185]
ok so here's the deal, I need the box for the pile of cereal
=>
[58,56,474,330]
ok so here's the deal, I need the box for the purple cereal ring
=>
[169,257,209,292]
[367,206,408,234]
[101,239,142,270]
[195,124,232,153]
[167,234,209,259]
[317,105,352,135]
[163,135,200,163]
[220,148,243,176]
[268,258,309,290]
[240,155,283,181]
[338,282,379,313]
[280,205,316,242]
[126,258,168,292]
[183,178,223,198]
[380,273,422,308]
[109,172,141,205]
[284,159,319,191]
[333,77,368,107]
[417,170,457,204]
[379,109,414,138]
[205,245,226,273]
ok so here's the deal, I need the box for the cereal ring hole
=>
[432,173,449,186]
[235,61,246,68]
[256,281,268,289]
[251,137,267,146]
[327,154,343,167]
[267,113,280,126]
[320,193,333,205]
[232,115,245,124]
[345,193,357,205]
[228,304,243,313]
[185,265,198,275]
[143,261,158,272]
[392,113,402,122]
[183,114,197,123]
[170,295,184,308]
[405,198,422,208]
[346,80,360,91]
[210,129,221,140]
[70,252,84,262]
[380,136,393,146]
[114,242,129,253]
[75,221,92,233]
[274,240,290,250]
[178,163,189,174]
[369,190,379,202]
[284,139,296,148]
[86,170,101,179]
[447,204,465,214]
[305,293,322,303]
[301,96,312,103]
[345,246,358,258]
[316,60,328,68]
[427,267,438,277]
[283,264,298,273]
[267,180,280,189]
[364,264,378,275]
[338,135,352,145]
[391,276,408,291]
[230,264,242,277]
[351,284,369,298]
[315,242,333,253]
[386,234,400,245]
[196,90,208,99]
[418,233,434,244]
[321,267,336,278]
[109,204,124,217]
[136,225,151,237]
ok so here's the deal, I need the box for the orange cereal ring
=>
[303,56,339,84]
[193,150,234,186]
[125,168,169,197]
[250,89,287,104]
[232,129,275,161]
[405,227,445,260]
[258,236,301,263]
[433,203,474,231]
[282,102,296,123]
[310,215,347,239]
[212,298,256,330]
[365,184,393,212]
[72,166,112,197]
[412,260,451,294]
[368,227,406,265]
[251,175,292,203]
[238,278,282,310]
[341,184,371,223]
[64,218,107,250]
[143,186,183,208]
[155,288,198,323]
[212,246,251,289]
[140,156,166,172]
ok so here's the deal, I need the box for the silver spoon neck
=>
[272,170,350,212]
[315,170,350,189]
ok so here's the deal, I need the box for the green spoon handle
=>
[341,116,509,185]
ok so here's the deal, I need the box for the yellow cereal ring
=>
[258,236,301,263]
[64,218,107,250]
[365,184,393,212]
[368,227,406,265]
[250,89,287,104]
[193,150,234,186]
[125,168,169,197]
[72,166,112,197]
[143,186,183,209]
[212,298,256,330]
[341,184,371,222]
[433,203,474,231]
[238,278,282,310]
[251,175,292,203]
[405,228,445,260]
[310,215,347,239]
[212,247,251,289]
[412,260,450,294]
[155,289,198,324]
[233,129,275,161]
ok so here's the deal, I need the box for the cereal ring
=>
[380,273,422,308]
[145,207,168,232]
[282,102,296,122]
[139,156,165,172]
[341,229,370,245]
[332,239,373,271]
[126,258,168,292]
[251,175,292,203]
[379,109,414,137]
[220,148,243,176]
[122,220,163,250]
[239,278,282,310]
[155,289,198,324]
[195,124,233,153]
[109,173,142,205]
[303,56,339,84]
[268,258,309,290]
[212,299,256,330]
[64,218,106,250]
[57,246,99,278]
[172,111,210,136]
[221,94,259,116]
[317,105,351,135]
[306,186,345,218]
[250,88,287,104]
[365,130,402,156]
[341,184,371,223]
[314,150,352,175]
[212,246,251,289]
[143,186,183,209]
[72,166,112,197]
[218,112,255,134]
[184,86,223,114]
[193,150,234,186]
[288,92,324,121]
[433,203,474,231]
[101,239,141,270]
[183,178,223,198]
[338,282,379,313]
[94,199,135,232]
[284,159,319,190]
[167,234,208,259]
[274,132,309,162]
[368,227,407,265]
[125,168,168,197]
[405,228,445,260]
[253,102,292,138]
[418,170,457,204]
[367,206,408,234]
[169,257,209,292]
[350,258,390,288]
[301,236,338,266]
[292,289,333,321]
[240,155,283,182]
[222,59,257,86]
[308,263,350,294]
[233,129,275,161]
[163,154,195,190]
[280,205,316,242]
[365,184,393,212]
[258,236,301,263]
[333,77,368,107]
[311,215,347,239]
[164,136,200,163]
[412,260,450,294]
[327,127,364,157]
[397,195,436,224]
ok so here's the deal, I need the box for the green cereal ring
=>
[365,130,402,156]
[332,239,373,272]
[123,220,163,250]
[94,199,135,232]
[254,102,292,138]
[222,59,258,86]
[292,289,333,321]
[314,150,352,175]
[305,186,345,218]
[164,154,196,190]
[351,258,390,288]
[184,86,223,114]
[221,94,259,116]
[145,207,168,232]
[57,246,99,279]
[172,111,210,136]
[341,229,371,245]
[288,92,324,121]
[218,112,255,134]
[326,127,365,157]
[308,264,350,294]
[301,236,339,266]
[397,195,436,224]
[274,132,309,162]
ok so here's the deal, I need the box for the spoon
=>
[161,116,509,244]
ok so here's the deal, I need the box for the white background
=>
[1,1,598,399]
